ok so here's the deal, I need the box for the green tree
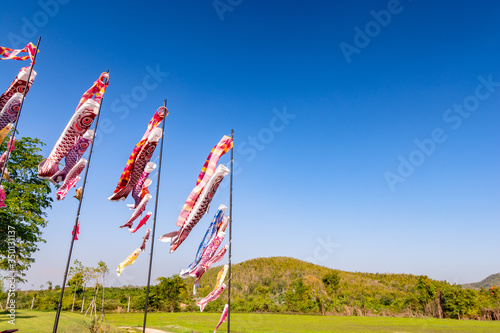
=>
[285,278,316,312]
[153,275,188,312]
[0,137,53,281]
[97,260,109,319]
[323,271,340,296]
[68,259,85,311]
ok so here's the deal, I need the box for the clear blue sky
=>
[1,0,499,290]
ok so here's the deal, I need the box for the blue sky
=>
[1,0,499,290]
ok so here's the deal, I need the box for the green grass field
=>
[2,311,500,333]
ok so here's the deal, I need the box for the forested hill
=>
[12,257,500,320]
[186,257,500,319]
[462,273,500,290]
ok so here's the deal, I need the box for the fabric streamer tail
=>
[116,248,140,276]
[110,107,167,198]
[214,304,229,333]
[0,66,36,112]
[120,194,152,229]
[0,185,6,208]
[196,283,226,312]
[129,211,152,233]
[56,158,87,200]
[161,164,229,253]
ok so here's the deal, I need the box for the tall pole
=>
[0,36,41,186]
[143,99,167,333]
[53,71,109,333]
[227,129,234,332]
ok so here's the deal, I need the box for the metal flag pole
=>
[227,128,234,332]
[143,99,167,333]
[53,70,109,333]
[0,36,41,186]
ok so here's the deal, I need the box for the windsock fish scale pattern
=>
[120,194,152,229]
[130,211,152,233]
[129,162,156,209]
[179,205,227,277]
[109,128,162,201]
[175,136,233,228]
[38,99,99,179]
[50,130,93,184]
[160,164,229,253]
[38,72,109,179]
[110,106,167,199]
[197,283,226,312]
[193,245,229,294]
[56,158,87,200]
[0,67,36,112]
[0,93,23,131]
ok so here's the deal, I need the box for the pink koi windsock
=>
[197,283,226,312]
[50,130,93,184]
[0,185,6,208]
[0,93,23,132]
[175,136,233,229]
[110,107,167,200]
[214,304,229,333]
[109,128,162,201]
[0,67,36,113]
[38,72,108,179]
[72,221,80,240]
[130,211,152,233]
[120,194,152,229]
[56,158,86,200]
[127,162,156,209]
[0,136,15,172]
[193,244,228,295]
[160,164,229,253]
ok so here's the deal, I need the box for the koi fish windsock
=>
[0,123,13,145]
[214,304,229,333]
[127,162,156,209]
[50,130,93,184]
[175,136,233,229]
[160,164,229,253]
[0,93,23,132]
[197,283,226,312]
[72,221,80,240]
[0,185,6,208]
[109,128,162,201]
[0,136,15,172]
[56,158,87,200]
[116,228,151,276]
[130,211,152,233]
[0,67,36,113]
[109,106,167,201]
[215,264,229,290]
[38,72,109,179]
[192,241,228,294]
[120,194,152,229]
[180,206,227,277]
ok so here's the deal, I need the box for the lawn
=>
[106,312,500,333]
[0,310,125,333]
[2,310,500,332]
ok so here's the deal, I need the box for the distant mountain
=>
[462,273,500,290]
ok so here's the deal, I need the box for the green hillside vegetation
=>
[463,273,500,290]
[4,257,500,321]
